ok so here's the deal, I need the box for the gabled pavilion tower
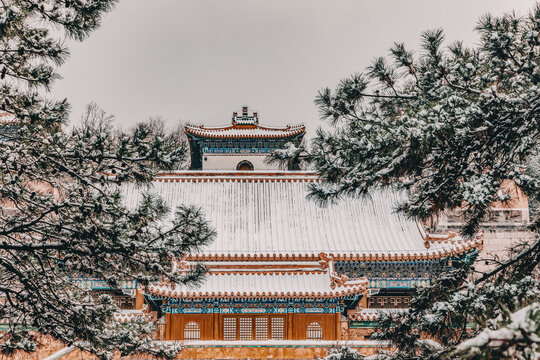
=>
[185,106,305,170]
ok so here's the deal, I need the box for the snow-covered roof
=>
[185,106,305,139]
[148,269,367,299]
[348,308,407,321]
[0,111,16,125]
[121,171,482,261]
[185,123,305,139]
[114,305,157,323]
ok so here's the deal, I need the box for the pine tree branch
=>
[359,92,417,100]
[475,238,540,284]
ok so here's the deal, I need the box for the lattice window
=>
[239,317,252,340]
[396,296,410,308]
[92,291,134,310]
[255,317,268,340]
[223,317,237,340]
[306,322,323,340]
[115,295,135,310]
[184,321,200,340]
[270,317,284,340]
[368,296,410,309]
[383,297,394,308]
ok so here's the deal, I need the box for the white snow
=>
[456,304,540,353]
[122,171,480,259]
[0,111,16,124]
[185,123,305,138]
[149,268,368,299]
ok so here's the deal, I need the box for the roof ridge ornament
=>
[232,105,259,127]
[184,109,305,141]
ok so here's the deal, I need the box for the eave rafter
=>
[184,123,306,140]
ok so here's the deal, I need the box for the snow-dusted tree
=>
[321,346,391,360]
[322,346,363,360]
[270,4,540,359]
[372,260,540,359]
[0,1,214,359]
[305,7,539,236]
[133,115,190,169]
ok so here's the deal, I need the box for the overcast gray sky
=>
[49,0,537,138]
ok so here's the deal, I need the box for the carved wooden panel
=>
[169,314,214,340]
[291,314,337,340]
[219,315,286,340]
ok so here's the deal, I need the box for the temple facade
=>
[184,106,305,170]
[437,180,534,271]
[1,107,528,360]
[115,107,483,358]
[125,172,481,340]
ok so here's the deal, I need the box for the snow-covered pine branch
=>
[0,1,215,359]
[283,3,540,360]
[294,4,540,238]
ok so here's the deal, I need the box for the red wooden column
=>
[135,289,144,310]
[213,311,220,340]
[287,312,294,340]
[360,289,368,308]
[165,313,171,340]
[335,312,341,340]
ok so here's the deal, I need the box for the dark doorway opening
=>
[236,160,254,170]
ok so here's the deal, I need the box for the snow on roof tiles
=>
[348,308,407,321]
[185,124,305,139]
[121,171,482,260]
[148,269,367,299]
[114,305,157,323]
[0,111,16,125]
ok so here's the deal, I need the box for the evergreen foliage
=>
[0,1,214,358]
[271,4,540,359]
[323,346,363,360]
[373,260,540,359]
[272,5,540,237]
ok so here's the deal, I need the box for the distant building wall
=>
[0,336,69,360]
[480,228,535,264]
[203,154,279,170]
[437,180,534,271]
[175,344,394,359]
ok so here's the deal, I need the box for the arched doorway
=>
[236,160,254,171]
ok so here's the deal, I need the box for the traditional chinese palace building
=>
[2,107,527,360]
[184,106,305,170]
[0,107,484,360]
[111,107,484,359]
